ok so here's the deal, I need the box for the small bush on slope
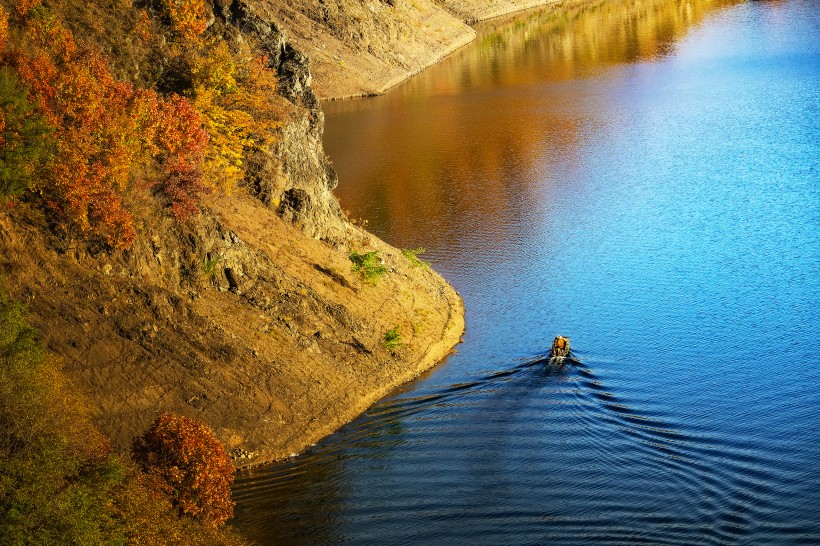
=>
[350,250,388,285]
[132,412,236,527]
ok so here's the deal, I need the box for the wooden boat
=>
[550,336,571,358]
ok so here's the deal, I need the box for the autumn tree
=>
[189,41,286,195]
[0,6,7,50]
[0,4,211,246]
[0,0,288,249]
[151,91,211,219]
[159,0,209,44]
[0,290,249,544]
[132,412,236,527]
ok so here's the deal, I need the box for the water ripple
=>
[235,346,817,544]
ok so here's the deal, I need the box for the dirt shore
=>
[260,0,560,100]
[0,189,464,466]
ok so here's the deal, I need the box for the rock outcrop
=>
[213,1,349,241]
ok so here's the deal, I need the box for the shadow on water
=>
[232,354,571,542]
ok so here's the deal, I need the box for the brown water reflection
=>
[323,0,740,255]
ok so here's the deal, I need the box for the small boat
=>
[550,335,571,359]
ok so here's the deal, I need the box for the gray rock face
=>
[218,0,318,111]
[277,44,320,112]
[275,112,347,241]
[217,0,348,243]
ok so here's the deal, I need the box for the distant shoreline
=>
[319,0,564,101]
[270,0,564,101]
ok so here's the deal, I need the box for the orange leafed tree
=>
[1,1,287,249]
[161,0,208,43]
[1,6,210,247]
[155,93,210,219]
[0,8,8,52]
[14,0,42,18]
[132,412,236,527]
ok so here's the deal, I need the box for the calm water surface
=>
[234,0,820,543]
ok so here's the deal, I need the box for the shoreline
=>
[247,283,465,468]
[318,29,477,102]
[239,0,566,468]
[315,0,562,102]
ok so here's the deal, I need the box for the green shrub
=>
[383,326,403,350]
[0,67,54,200]
[401,247,428,268]
[349,250,387,285]
[202,254,223,278]
[0,291,123,545]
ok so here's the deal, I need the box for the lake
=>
[233,0,820,543]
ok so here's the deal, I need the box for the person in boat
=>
[551,336,570,358]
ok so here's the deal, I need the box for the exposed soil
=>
[0,193,463,466]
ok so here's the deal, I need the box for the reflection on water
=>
[235,0,820,543]
[325,0,739,257]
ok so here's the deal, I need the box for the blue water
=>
[234,0,820,543]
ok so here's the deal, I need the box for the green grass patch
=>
[349,250,387,285]
[202,254,223,278]
[401,247,428,268]
[383,326,403,350]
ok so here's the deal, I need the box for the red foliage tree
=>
[155,93,210,220]
[1,7,211,247]
[132,412,235,527]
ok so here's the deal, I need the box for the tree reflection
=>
[324,0,741,259]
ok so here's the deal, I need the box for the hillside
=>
[1,192,463,463]
[0,0,463,470]
[256,0,560,99]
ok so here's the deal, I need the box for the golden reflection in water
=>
[394,0,742,97]
[324,0,743,254]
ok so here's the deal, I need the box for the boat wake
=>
[234,350,809,545]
